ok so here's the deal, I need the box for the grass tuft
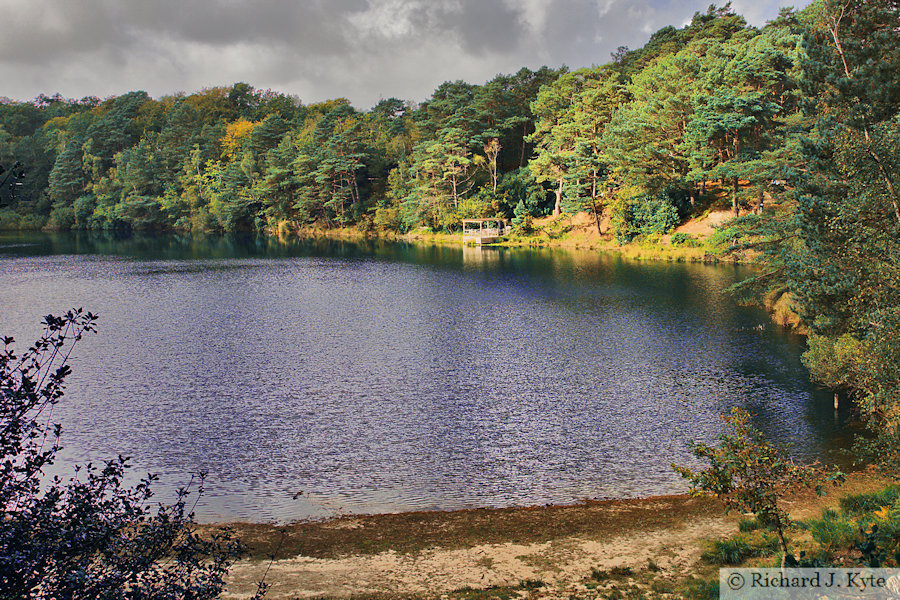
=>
[702,533,779,565]
[839,486,900,516]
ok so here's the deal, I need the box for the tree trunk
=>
[520,123,528,168]
[773,511,791,568]
[590,197,602,234]
[553,177,563,217]
[732,177,739,217]
[866,146,900,225]
[451,175,458,209]
[825,3,900,225]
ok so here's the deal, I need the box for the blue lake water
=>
[0,232,851,522]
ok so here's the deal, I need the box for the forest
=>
[0,0,898,457]
[0,3,854,239]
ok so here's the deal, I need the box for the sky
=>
[0,0,812,109]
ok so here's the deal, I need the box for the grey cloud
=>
[0,0,813,107]
[1,0,368,61]
[442,0,524,54]
[2,1,124,62]
[124,0,367,48]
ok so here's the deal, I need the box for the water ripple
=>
[0,233,851,523]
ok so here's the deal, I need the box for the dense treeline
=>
[0,73,563,235]
[734,0,900,470]
[1,2,898,460]
[0,3,815,239]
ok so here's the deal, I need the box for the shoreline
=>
[276,207,744,263]
[208,469,880,562]
[205,492,725,560]
[284,225,726,264]
[215,472,887,599]
[3,208,736,265]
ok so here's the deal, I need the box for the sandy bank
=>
[215,472,884,599]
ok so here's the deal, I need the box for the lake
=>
[0,231,850,523]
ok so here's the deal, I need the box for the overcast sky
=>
[0,0,811,109]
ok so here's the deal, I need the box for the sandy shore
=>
[212,472,884,599]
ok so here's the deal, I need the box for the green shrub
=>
[858,520,900,567]
[511,199,533,233]
[373,206,400,231]
[702,535,753,565]
[681,577,719,600]
[614,191,680,242]
[808,509,860,552]
[670,232,697,246]
[18,213,48,230]
[73,195,98,228]
[675,407,843,564]
[45,205,76,230]
[703,533,780,565]
[0,311,265,599]
[0,208,21,230]
[0,209,47,230]
[497,167,547,218]
[705,224,742,249]
[839,486,900,516]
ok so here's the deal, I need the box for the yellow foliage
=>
[44,116,70,131]
[803,333,870,390]
[220,118,256,159]
[769,291,806,333]
[185,87,231,121]
[306,98,351,116]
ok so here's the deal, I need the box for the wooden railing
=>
[463,227,505,237]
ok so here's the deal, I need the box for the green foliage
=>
[674,407,844,561]
[372,206,400,232]
[456,194,493,221]
[726,0,900,479]
[681,577,720,600]
[704,223,743,250]
[805,509,860,553]
[802,333,871,391]
[839,486,900,517]
[45,204,76,230]
[794,485,900,568]
[511,200,531,233]
[47,143,86,205]
[0,209,24,230]
[701,532,780,565]
[613,188,685,242]
[737,515,778,532]
[670,232,698,246]
[497,167,547,218]
[529,66,622,217]
[0,311,265,599]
